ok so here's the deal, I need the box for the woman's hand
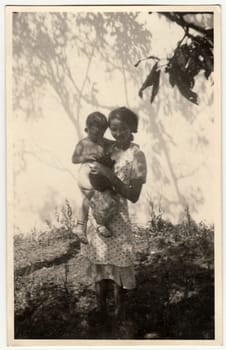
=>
[89,162,143,203]
[89,162,113,178]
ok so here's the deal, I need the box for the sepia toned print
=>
[6,5,222,346]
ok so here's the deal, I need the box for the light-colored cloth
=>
[81,143,147,289]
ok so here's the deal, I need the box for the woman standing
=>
[81,106,147,320]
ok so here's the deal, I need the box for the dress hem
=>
[85,259,136,290]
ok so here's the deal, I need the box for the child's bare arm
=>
[72,141,84,164]
[72,140,97,164]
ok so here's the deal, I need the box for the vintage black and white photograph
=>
[6,5,221,345]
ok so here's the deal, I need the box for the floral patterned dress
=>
[81,143,147,289]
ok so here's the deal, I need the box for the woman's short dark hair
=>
[108,107,138,133]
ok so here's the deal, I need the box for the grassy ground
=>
[14,220,214,340]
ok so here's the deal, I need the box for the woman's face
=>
[109,118,132,146]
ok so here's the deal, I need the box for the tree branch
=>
[46,62,82,138]
[122,65,129,106]
[177,165,203,180]
[157,12,213,38]
[24,146,77,182]
[148,101,186,206]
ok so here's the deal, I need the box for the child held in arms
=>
[72,112,118,244]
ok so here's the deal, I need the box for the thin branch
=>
[177,165,202,180]
[66,64,115,111]
[159,133,186,205]
[24,148,77,182]
[71,33,133,74]
[46,65,81,137]
[122,65,129,106]
[149,101,186,206]
[176,12,213,15]
[177,30,188,47]
[186,31,213,48]
[149,11,213,15]
[158,121,177,147]
[76,45,95,123]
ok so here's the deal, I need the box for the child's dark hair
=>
[85,112,108,131]
[108,107,138,133]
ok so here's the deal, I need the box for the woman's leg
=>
[95,280,108,314]
[113,282,125,320]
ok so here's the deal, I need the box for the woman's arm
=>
[90,164,144,203]
[111,176,144,203]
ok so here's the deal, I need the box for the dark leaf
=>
[138,62,158,98]
[165,39,210,104]
[205,29,214,43]
[167,69,176,87]
[150,69,161,103]
[138,89,143,99]
[203,55,213,79]
[175,45,190,71]
[186,57,201,84]
[176,81,199,105]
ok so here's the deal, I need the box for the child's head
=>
[85,112,108,142]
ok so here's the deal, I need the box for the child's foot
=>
[73,224,88,244]
[97,226,112,238]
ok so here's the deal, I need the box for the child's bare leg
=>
[74,192,92,244]
[77,196,89,224]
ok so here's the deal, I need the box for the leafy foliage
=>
[138,61,161,103]
[14,209,214,339]
[137,12,213,104]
